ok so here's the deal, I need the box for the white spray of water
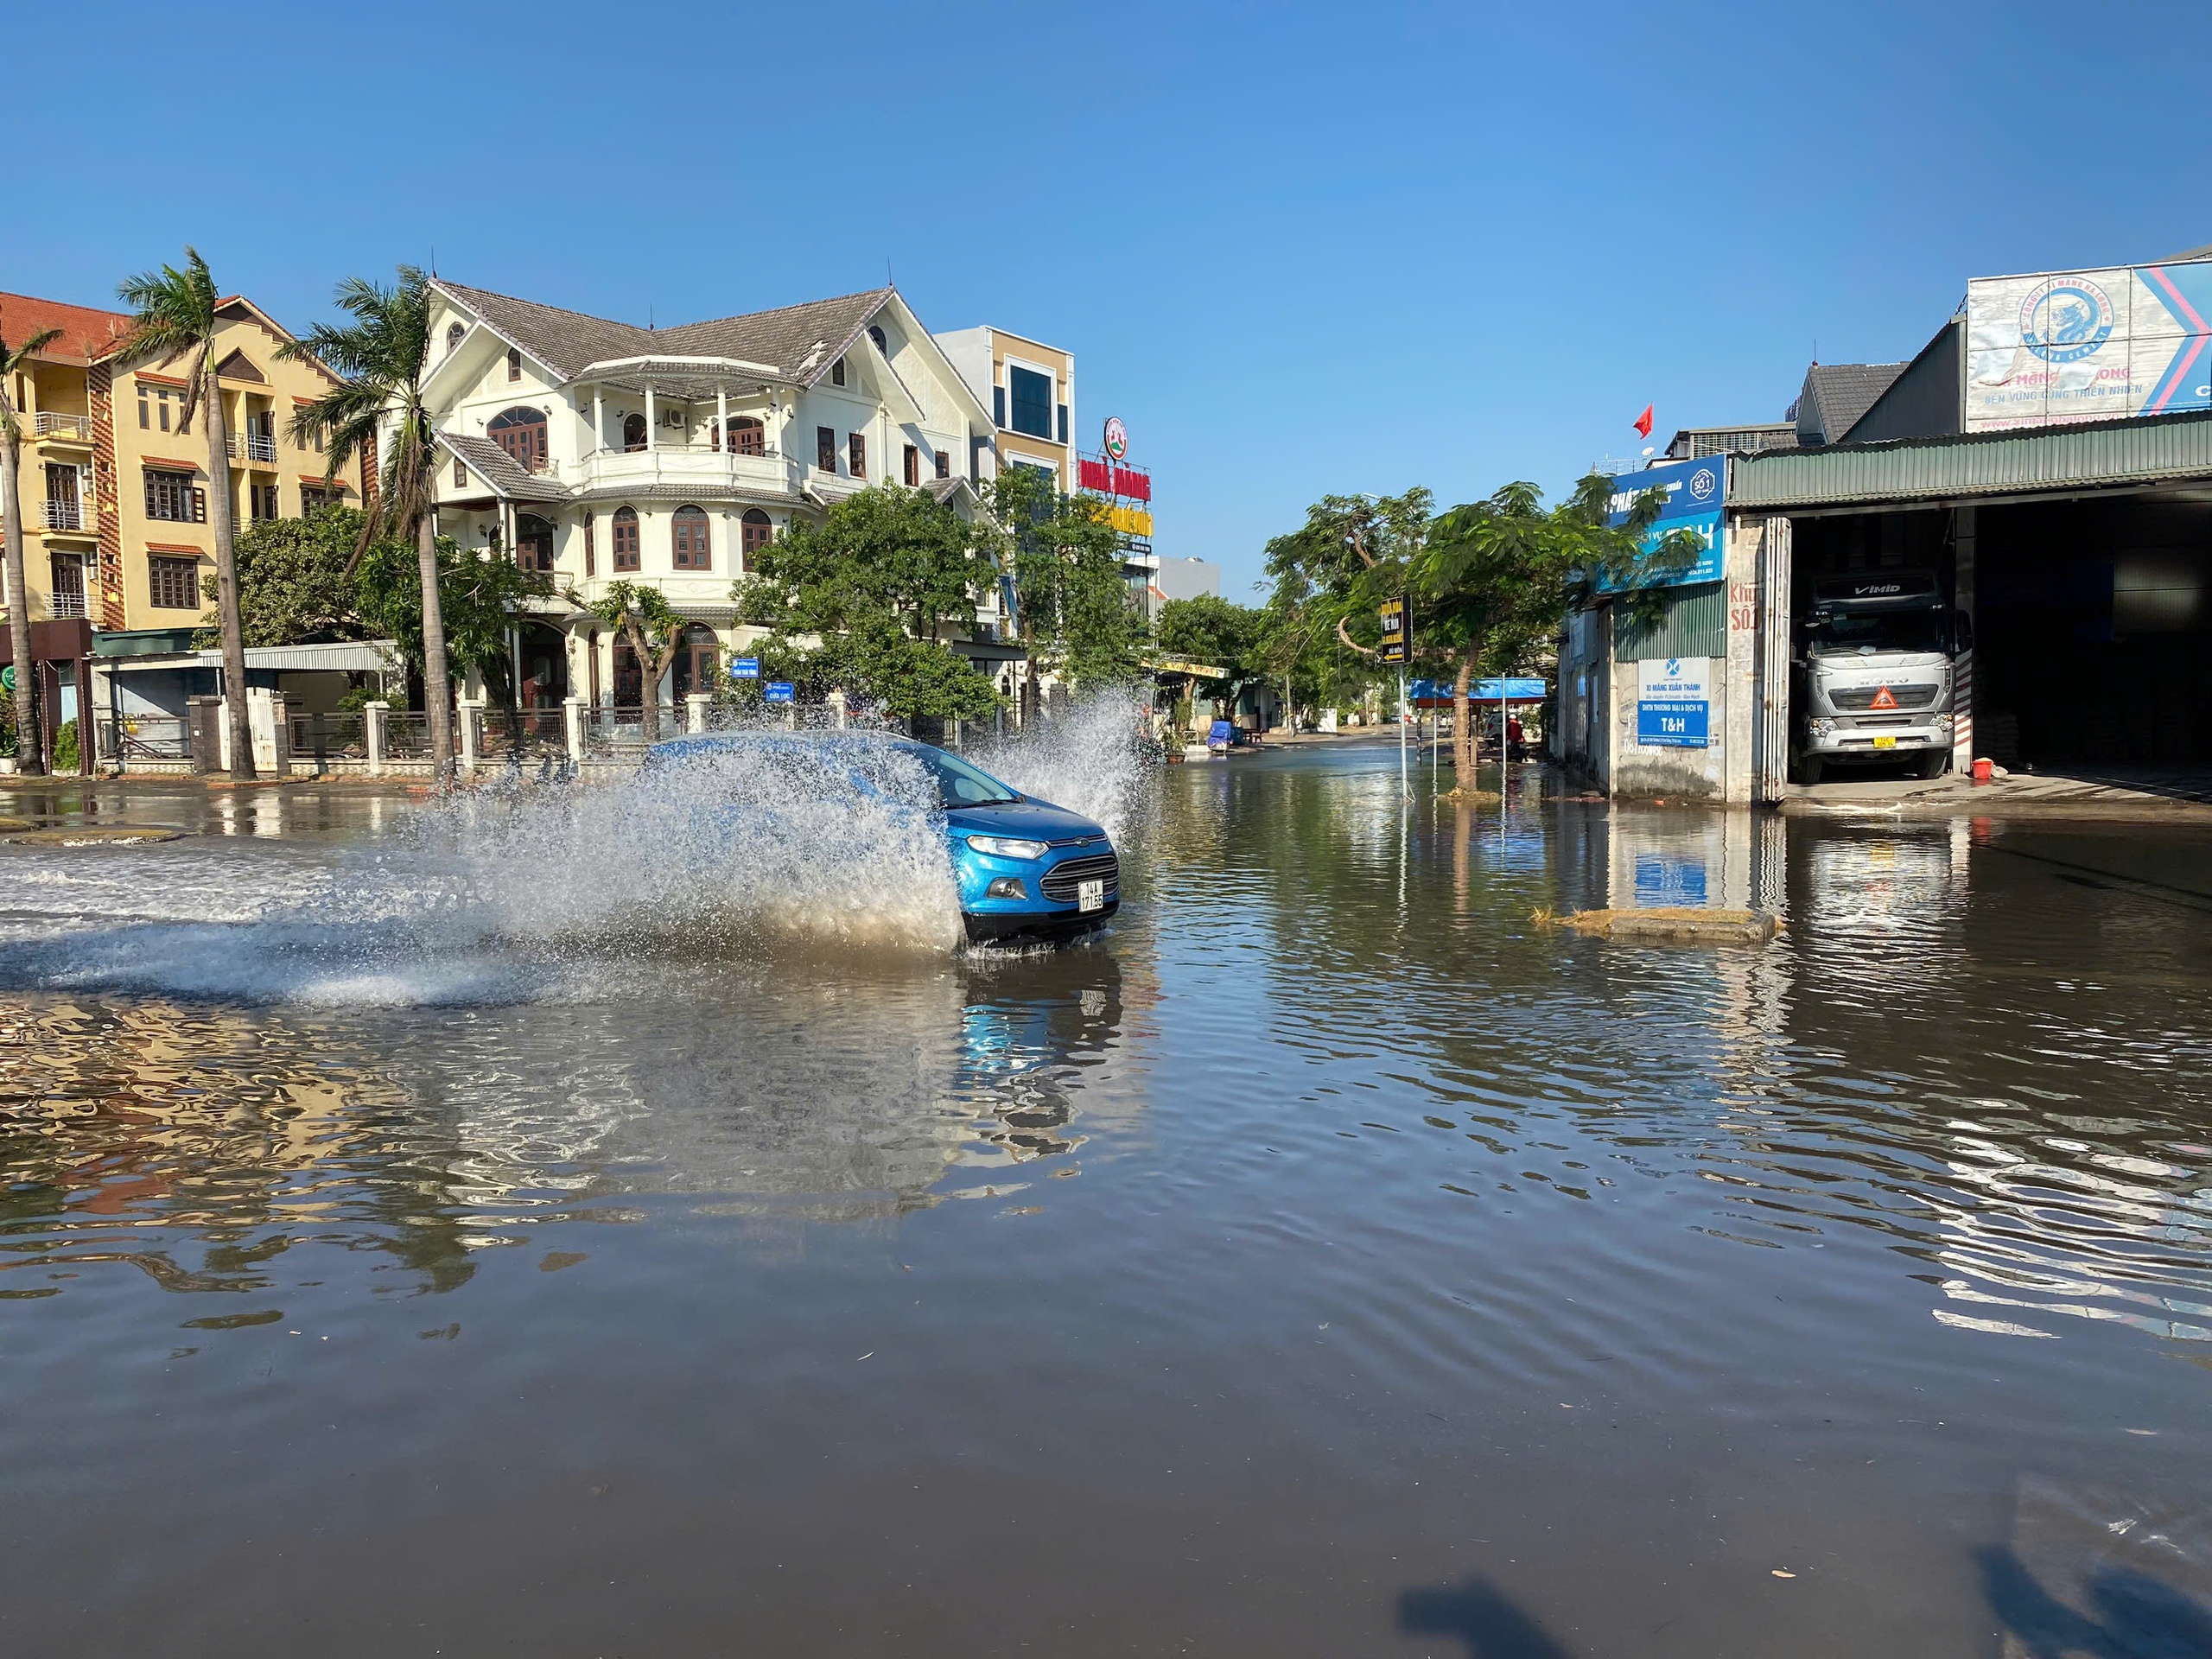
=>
[963,685,1154,847]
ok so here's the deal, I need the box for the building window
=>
[488,406,549,472]
[506,346,522,383]
[516,512,556,573]
[148,555,200,610]
[250,481,280,521]
[582,513,595,578]
[446,321,465,356]
[849,433,866,479]
[935,448,950,480]
[904,443,920,486]
[817,426,836,472]
[717,416,765,456]
[143,469,205,524]
[993,385,1005,427]
[453,457,467,488]
[671,504,710,570]
[741,508,772,562]
[831,357,846,388]
[1007,365,1053,440]
[612,505,639,571]
[868,325,887,356]
[1058,404,1069,444]
[622,412,647,453]
[136,383,188,434]
[301,484,343,514]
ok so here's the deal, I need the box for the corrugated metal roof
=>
[1732,410,2212,510]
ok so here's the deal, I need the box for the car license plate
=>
[1077,879,1104,912]
[1872,736,1897,749]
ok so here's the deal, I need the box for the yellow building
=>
[2,289,365,634]
[931,324,1076,487]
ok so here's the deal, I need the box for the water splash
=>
[963,685,1155,847]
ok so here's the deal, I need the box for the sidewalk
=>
[1784,765,2212,822]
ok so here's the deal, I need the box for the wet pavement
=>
[3,740,2210,1656]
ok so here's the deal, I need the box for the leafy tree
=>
[578,579,697,741]
[194,505,377,648]
[994,466,1145,694]
[734,485,1001,721]
[116,249,255,778]
[1261,488,1434,726]
[356,537,552,709]
[278,268,458,784]
[0,318,63,773]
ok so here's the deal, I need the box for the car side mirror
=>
[1953,609,1974,652]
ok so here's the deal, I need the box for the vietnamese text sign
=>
[1379,596,1407,664]
[730,657,760,679]
[1967,259,2212,431]
[1599,458,1725,593]
[1636,657,1709,748]
[763,682,796,704]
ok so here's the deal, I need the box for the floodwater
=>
[3,739,2210,1656]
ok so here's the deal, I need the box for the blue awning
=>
[1408,676,1546,705]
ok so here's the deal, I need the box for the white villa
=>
[418,278,1014,711]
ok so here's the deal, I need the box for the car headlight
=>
[1812,717,1835,738]
[968,835,1048,860]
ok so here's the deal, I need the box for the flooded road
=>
[3,744,2210,1656]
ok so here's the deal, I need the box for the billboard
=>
[1967,258,2212,431]
[1599,457,1725,592]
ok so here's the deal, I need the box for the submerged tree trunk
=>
[1452,654,1475,786]
[417,511,454,785]
[2,428,45,774]
[203,376,255,780]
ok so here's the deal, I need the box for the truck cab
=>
[1791,571,1968,785]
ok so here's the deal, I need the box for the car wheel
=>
[1792,752,1823,786]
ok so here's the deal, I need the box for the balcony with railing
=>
[42,499,84,531]
[35,411,94,442]
[569,437,791,496]
[46,590,88,620]
[228,432,278,466]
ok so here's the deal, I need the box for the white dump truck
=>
[1790,571,1970,785]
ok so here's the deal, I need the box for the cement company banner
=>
[1967,259,2212,431]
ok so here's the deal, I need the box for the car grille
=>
[1039,850,1119,903]
[1830,683,1941,712]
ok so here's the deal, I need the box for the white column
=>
[592,386,605,458]
[458,697,480,775]
[1952,505,1976,775]
[716,384,728,455]
[685,693,709,734]
[644,383,656,452]
[365,700,388,775]
[563,695,584,763]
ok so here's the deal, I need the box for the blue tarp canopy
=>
[1408,676,1546,707]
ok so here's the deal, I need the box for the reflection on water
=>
[3,750,2210,1656]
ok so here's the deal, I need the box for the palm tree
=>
[115,249,254,779]
[0,320,64,774]
[276,267,454,785]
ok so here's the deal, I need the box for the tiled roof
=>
[432,278,893,387]
[440,432,569,502]
[1796,362,1907,444]
[0,291,136,364]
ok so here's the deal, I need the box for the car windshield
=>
[1808,607,1948,656]
[918,748,1020,807]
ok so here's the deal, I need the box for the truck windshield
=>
[1808,607,1948,656]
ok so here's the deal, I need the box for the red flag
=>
[1633,404,1654,438]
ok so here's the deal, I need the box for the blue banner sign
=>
[1599,457,1725,592]
[1636,657,1710,748]
[730,657,760,679]
[763,682,796,705]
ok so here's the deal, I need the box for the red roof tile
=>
[0,291,136,365]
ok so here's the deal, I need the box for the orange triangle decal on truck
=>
[1868,685,1899,710]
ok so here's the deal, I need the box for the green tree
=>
[994,466,1145,696]
[193,505,375,648]
[734,486,1001,721]
[1414,474,1700,779]
[116,250,256,777]
[278,268,458,784]
[1261,488,1434,728]
[1156,593,1268,732]
[356,536,552,707]
[0,318,64,774]
[579,579,696,741]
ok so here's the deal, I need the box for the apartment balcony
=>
[45,590,88,620]
[227,433,278,466]
[34,412,94,442]
[569,440,792,498]
[42,499,85,532]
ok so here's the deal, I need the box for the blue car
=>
[643,732,1119,945]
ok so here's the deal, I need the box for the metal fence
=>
[96,714,193,764]
[478,708,567,758]
[581,705,687,757]
[288,710,369,765]
[381,710,443,762]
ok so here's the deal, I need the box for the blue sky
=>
[7,1,2209,601]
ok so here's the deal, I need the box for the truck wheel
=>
[1792,753,1823,786]
[1916,751,1948,779]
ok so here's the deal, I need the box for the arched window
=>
[671,504,710,571]
[715,416,765,457]
[487,406,548,472]
[515,512,555,573]
[445,321,464,356]
[868,324,887,356]
[506,346,522,383]
[621,412,647,453]
[672,627,718,699]
[612,505,640,571]
[741,508,772,563]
